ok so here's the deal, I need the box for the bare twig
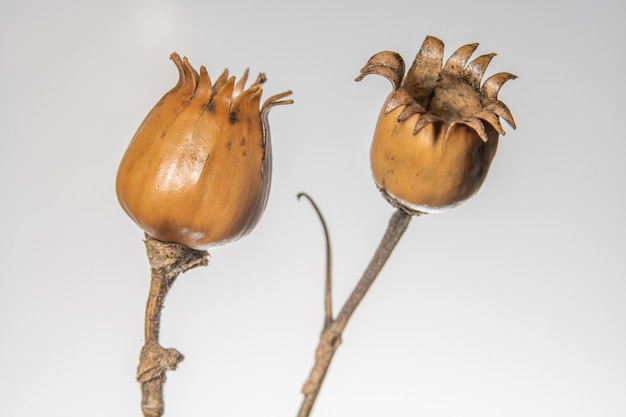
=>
[297,208,413,417]
[137,235,208,417]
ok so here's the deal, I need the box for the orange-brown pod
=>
[116,53,292,249]
[357,36,516,214]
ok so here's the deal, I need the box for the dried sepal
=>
[481,72,518,102]
[449,118,489,142]
[412,113,443,135]
[404,36,444,105]
[181,56,199,94]
[253,72,267,86]
[232,67,250,100]
[355,50,406,91]
[485,100,516,129]
[195,66,213,100]
[230,84,262,116]
[261,90,294,116]
[212,68,229,94]
[212,76,235,114]
[442,42,479,76]
[476,109,506,135]
[397,103,427,122]
[384,89,419,114]
[463,53,497,89]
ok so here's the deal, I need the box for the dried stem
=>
[137,235,208,417]
[297,208,413,417]
[298,193,333,329]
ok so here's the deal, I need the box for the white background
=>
[1,0,624,416]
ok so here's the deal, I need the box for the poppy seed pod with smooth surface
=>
[357,36,516,214]
[116,53,292,249]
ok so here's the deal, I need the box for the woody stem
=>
[297,209,412,417]
[136,235,208,417]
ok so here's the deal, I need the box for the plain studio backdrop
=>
[0,0,624,416]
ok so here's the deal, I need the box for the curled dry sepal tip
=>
[356,35,517,214]
[116,52,293,250]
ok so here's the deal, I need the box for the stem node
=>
[137,235,208,417]
[296,209,412,417]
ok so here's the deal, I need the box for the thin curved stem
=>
[298,193,333,329]
[297,209,413,417]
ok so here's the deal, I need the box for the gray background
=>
[1,0,624,416]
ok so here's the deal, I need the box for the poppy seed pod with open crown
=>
[116,53,292,249]
[357,36,516,214]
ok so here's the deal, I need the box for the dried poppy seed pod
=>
[116,53,292,249]
[357,36,516,214]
